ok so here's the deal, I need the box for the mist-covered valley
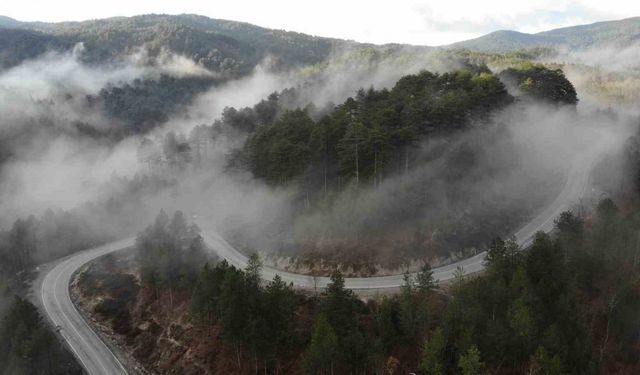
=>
[2,12,640,375]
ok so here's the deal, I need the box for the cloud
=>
[412,1,615,42]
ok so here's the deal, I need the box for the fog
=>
[0,43,636,274]
[550,42,640,74]
[536,43,640,112]
[0,45,212,223]
[267,104,633,272]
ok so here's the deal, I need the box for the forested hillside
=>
[0,297,81,374]
[0,14,368,74]
[448,16,640,53]
[498,63,578,104]
[0,28,73,69]
[73,197,640,374]
[0,8,639,375]
[122,64,583,275]
[244,68,512,186]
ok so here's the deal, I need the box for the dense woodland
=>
[0,60,593,368]
[0,297,81,374]
[95,74,219,134]
[84,198,640,374]
[0,173,182,373]
[0,15,637,373]
[132,64,576,272]
[142,64,574,195]
[0,14,356,74]
[498,63,579,105]
[244,68,512,187]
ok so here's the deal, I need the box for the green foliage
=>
[135,209,205,290]
[247,109,315,184]
[264,275,297,363]
[420,327,446,375]
[189,256,298,372]
[0,297,82,374]
[450,17,640,53]
[554,210,584,244]
[458,345,484,375]
[374,296,401,354]
[0,28,73,69]
[427,201,640,374]
[0,208,119,281]
[322,270,357,337]
[303,315,338,375]
[119,199,640,372]
[96,75,217,133]
[530,346,567,375]
[244,69,512,187]
[1,14,348,74]
[416,262,437,295]
[499,63,578,104]
[399,271,428,341]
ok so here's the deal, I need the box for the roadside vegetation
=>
[138,65,573,274]
[0,297,82,374]
[75,200,640,374]
[2,13,640,375]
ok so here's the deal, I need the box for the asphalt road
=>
[39,238,134,375]
[201,159,590,289]
[36,158,589,374]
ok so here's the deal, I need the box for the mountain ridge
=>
[448,16,640,52]
[1,13,640,71]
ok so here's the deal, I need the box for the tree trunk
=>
[235,343,241,370]
[600,294,618,364]
[405,146,409,174]
[374,150,377,188]
[600,315,612,364]
[355,142,359,187]
[323,158,328,197]
[634,231,640,268]
[169,288,174,310]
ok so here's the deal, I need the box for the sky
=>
[2,0,640,46]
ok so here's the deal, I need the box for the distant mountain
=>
[0,14,371,74]
[0,15,23,29]
[448,17,640,53]
[2,14,639,74]
[0,28,73,69]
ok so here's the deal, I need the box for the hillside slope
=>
[449,16,640,52]
[0,14,370,74]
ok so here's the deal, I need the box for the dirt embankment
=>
[71,254,312,374]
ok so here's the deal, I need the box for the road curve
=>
[39,238,134,375]
[201,158,590,289]
[37,158,589,374]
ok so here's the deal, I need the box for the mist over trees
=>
[0,11,639,375]
[499,63,579,105]
[244,69,512,186]
[82,195,640,374]
[95,74,219,134]
[129,64,592,274]
[0,14,363,74]
[135,209,207,294]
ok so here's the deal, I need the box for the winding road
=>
[35,158,590,374]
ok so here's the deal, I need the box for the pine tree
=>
[303,315,338,375]
[416,262,437,295]
[459,345,483,375]
[420,327,446,375]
